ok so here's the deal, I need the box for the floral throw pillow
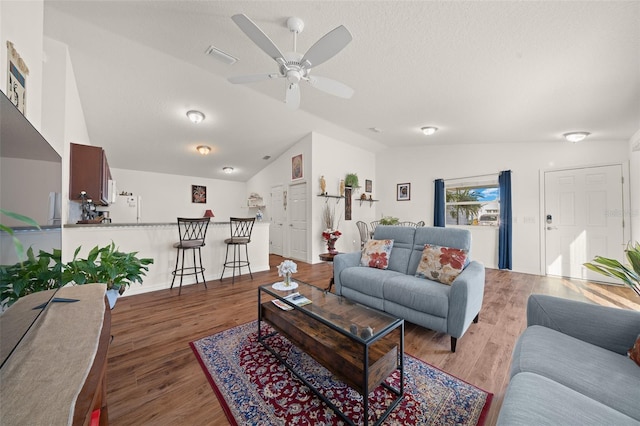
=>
[360,239,394,270]
[415,244,468,285]
[629,335,640,367]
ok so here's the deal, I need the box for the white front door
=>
[270,185,284,256]
[289,182,308,261]
[544,164,624,283]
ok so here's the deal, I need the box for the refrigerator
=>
[104,195,142,223]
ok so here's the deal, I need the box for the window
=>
[445,182,500,226]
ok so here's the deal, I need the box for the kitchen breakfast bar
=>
[63,221,270,296]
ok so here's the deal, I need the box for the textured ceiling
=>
[42,1,640,181]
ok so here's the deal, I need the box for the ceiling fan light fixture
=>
[187,110,205,124]
[421,126,438,136]
[196,145,211,155]
[222,166,234,174]
[563,131,590,143]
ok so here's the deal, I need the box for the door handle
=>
[546,226,558,230]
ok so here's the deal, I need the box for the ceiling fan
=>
[228,14,354,109]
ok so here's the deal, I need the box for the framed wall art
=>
[397,183,411,201]
[6,41,29,115]
[291,154,303,180]
[192,185,206,203]
[365,179,372,193]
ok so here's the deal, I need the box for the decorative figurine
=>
[320,175,327,195]
[360,326,373,339]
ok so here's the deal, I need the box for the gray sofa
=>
[333,225,485,352]
[497,294,640,425]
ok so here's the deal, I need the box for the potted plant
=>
[1,242,154,309]
[379,216,400,225]
[62,243,154,307]
[583,242,640,297]
[345,173,359,188]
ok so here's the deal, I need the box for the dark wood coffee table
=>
[258,281,404,426]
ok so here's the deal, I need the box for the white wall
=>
[0,0,44,129]
[247,133,313,259]
[246,131,376,263]
[0,157,61,226]
[376,139,630,274]
[41,37,92,228]
[630,129,640,243]
[105,168,248,223]
[311,132,376,259]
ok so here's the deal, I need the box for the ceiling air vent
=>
[205,45,238,65]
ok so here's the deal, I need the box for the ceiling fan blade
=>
[232,14,285,62]
[308,76,354,99]
[228,73,279,84]
[301,25,352,68]
[285,83,301,109]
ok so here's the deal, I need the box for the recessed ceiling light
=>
[186,110,205,124]
[421,126,438,136]
[222,167,234,174]
[263,155,271,160]
[563,131,590,143]
[196,145,211,155]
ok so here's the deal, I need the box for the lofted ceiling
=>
[42,1,640,181]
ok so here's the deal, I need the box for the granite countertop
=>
[7,225,62,232]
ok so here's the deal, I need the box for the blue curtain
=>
[498,170,512,270]
[434,179,445,227]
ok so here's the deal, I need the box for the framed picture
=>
[397,183,410,201]
[6,41,29,115]
[291,154,303,180]
[365,179,372,193]
[192,185,206,203]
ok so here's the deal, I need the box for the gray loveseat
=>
[497,294,640,425]
[333,225,485,352]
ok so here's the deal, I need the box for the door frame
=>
[538,162,631,276]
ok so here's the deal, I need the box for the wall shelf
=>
[356,198,379,207]
[317,194,344,204]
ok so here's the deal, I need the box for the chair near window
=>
[399,221,418,227]
[369,220,380,237]
[355,221,370,249]
[171,217,210,295]
[220,217,255,284]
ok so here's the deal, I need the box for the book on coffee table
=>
[272,293,312,310]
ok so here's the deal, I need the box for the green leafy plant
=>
[379,216,400,225]
[345,173,359,188]
[1,242,154,308]
[0,248,63,306]
[583,242,640,297]
[0,209,40,261]
[62,242,154,294]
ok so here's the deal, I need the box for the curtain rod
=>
[442,172,501,182]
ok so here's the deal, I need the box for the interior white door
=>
[289,182,308,261]
[270,185,284,256]
[544,165,624,283]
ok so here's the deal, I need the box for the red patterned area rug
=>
[190,321,492,426]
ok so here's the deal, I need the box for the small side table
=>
[319,252,338,292]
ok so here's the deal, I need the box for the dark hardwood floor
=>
[105,254,639,425]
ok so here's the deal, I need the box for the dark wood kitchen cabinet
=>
[69,143,112,205]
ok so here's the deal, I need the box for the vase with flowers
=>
[322,203,342,254]
[322,230,342,254]
[274,259,298,290]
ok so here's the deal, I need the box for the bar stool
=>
[220,217,255,284]
[171,217,210,295]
